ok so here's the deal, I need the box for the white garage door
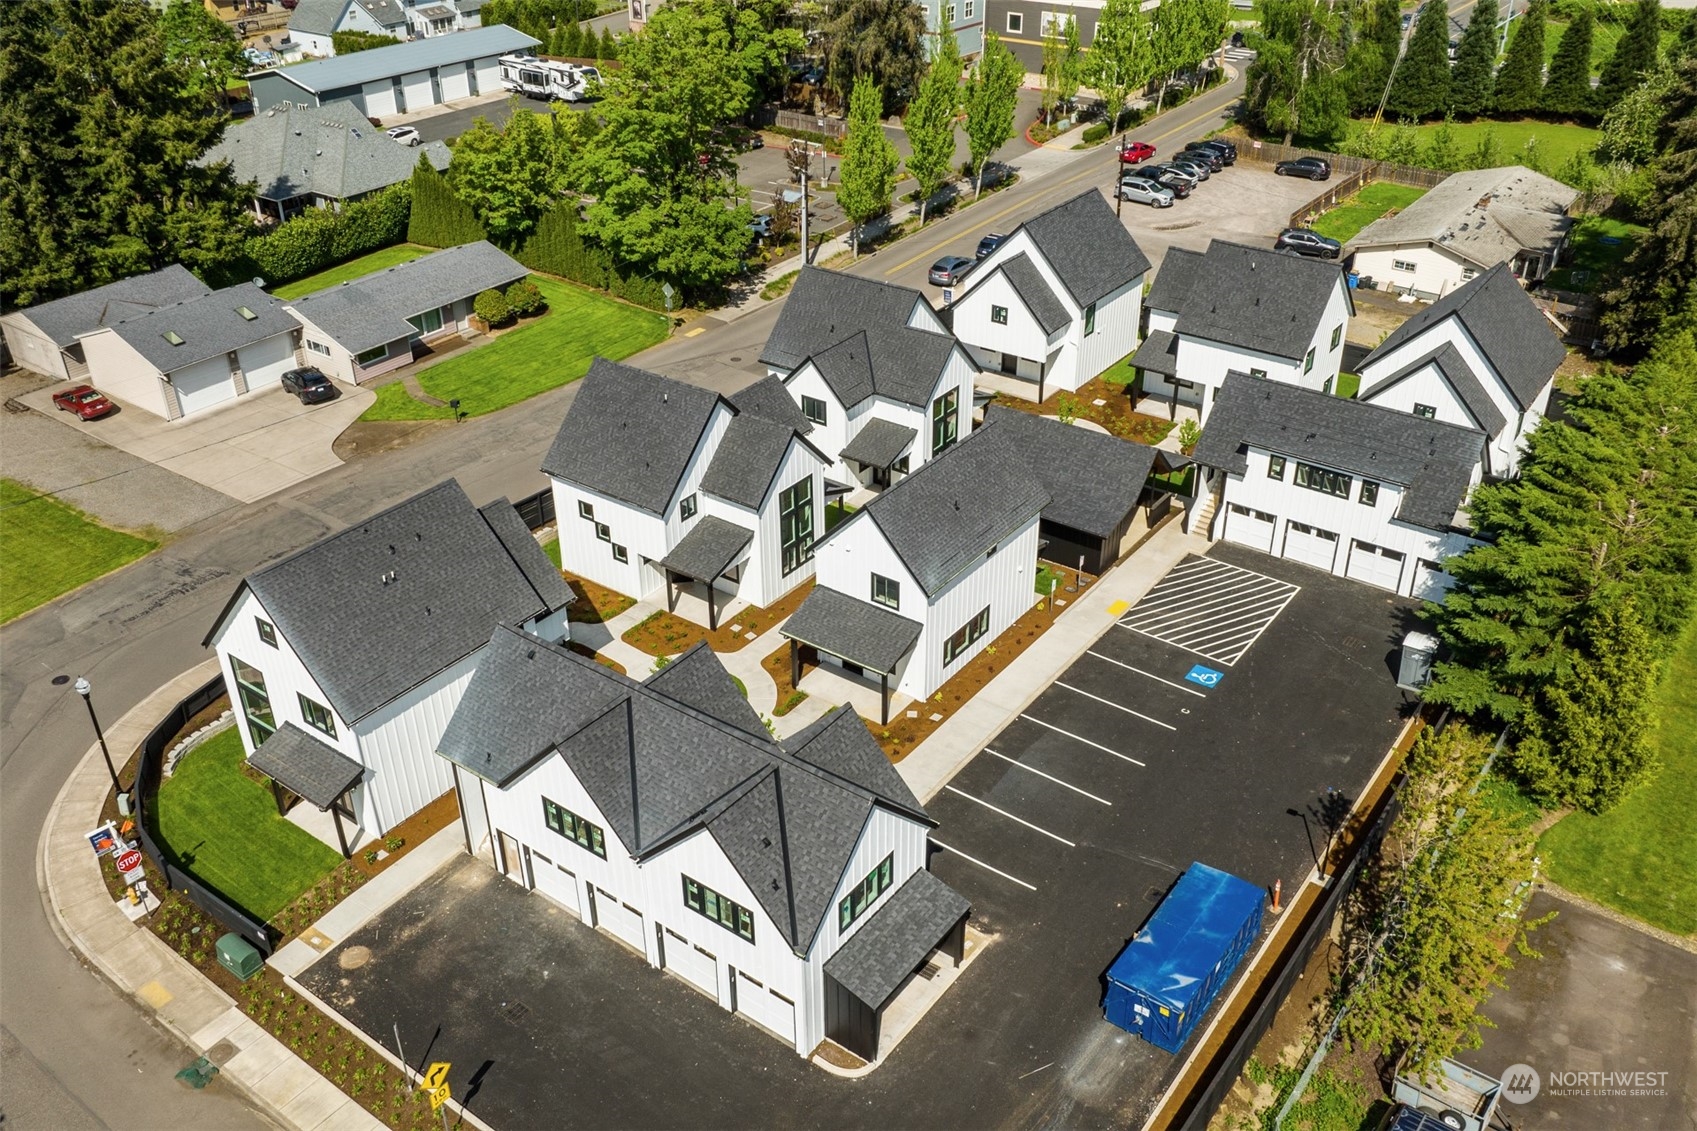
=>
[662,927,718,997]
[172,358,237,416]
[1346,539,1406,591]
[1412,558,1457,601]
[734,970,796,1044]
[528,851,580,917]
[1223,503,1276,553]
[1283,521,1339,572]
[592,886,645,951]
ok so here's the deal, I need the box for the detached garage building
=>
[0,265,212,382]
[247,24,539,117]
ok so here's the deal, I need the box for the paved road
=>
[0,70,1245,1129]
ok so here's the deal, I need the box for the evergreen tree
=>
[823,0,927,115]
[1348,0,1403,115]
[836,77,900,257]
[407,155,486,248]
[1594,0,1663,113]
[1246,0,1350,145]
[963,32,1023,196]
[1388,1,1452,120]
[1543,9,1595,118]
[1493,0,1549,114]
[1085,0,1155,134]
[904,37,963,224]
[598,26,617,62]
[1595,57,1677,164]
[1449,0,1498,116]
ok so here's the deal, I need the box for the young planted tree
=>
[1493,0,1549,115]
[1041,15,1084,126]
[964,32,1023,197]
[1057,16,1084,120]
[1449,0,1500,117]
[1543,8,1596,119]
[904,44,963,223]
[1149,0,1231,113]
[836,77,900,257]
[1387,0,1452,120]
[1085,0,1155,134]
[1594,0,1664,114]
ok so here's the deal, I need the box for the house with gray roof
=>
[202,100,450,222]
[203,479,571,853]
[73,282,302,420]
[783,423,1050,714]
[762,267,977,493]
[287,0,408,58]
[286,240,526,383]
[437,627,970,1061]
[1347,166,1577,299]
[0,265,211,382]
[1192,372,1486,597]
[948,188,1152,399]
[542,360,832,627]
[1130,238,1354,425]
[1354,263,1564,478]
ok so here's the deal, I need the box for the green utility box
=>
[215,933,262,981]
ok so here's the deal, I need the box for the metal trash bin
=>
[215,932,262,981]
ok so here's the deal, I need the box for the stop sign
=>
[114,848,143,873]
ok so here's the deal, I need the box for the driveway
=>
[20,380,373,504]
[294,542,1416,1130]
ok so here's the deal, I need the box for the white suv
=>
[1117,177,1175,208]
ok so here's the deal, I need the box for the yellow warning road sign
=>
[428,1082,451,1112]
[421,1061,451,1091]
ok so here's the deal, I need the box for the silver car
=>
[1117,177,1175,208]
[1167,157,1211,182]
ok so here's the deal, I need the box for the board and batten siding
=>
[925,347,980,460]
[811,511,922,684]
[952,266,1060,374]
[782,361,855,482]
[1071,277,1145,393]
[550,481,666,599]
[662,401,736,542]
[705,436,825,608]
[352,650,480,835]
[907,514,1041,698]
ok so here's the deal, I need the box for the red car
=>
[52,385,113,420]
[1118,140,1157,163]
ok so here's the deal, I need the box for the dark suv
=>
[281,366,338,404]
[1275,156,1332,180]
[1184,139,1236,166]
[1275,227,1342,259]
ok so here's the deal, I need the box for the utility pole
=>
[799,169,810,264]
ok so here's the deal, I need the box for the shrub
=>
[505,279,545,316]
[238,183,411,287]
[332,30,400,55]
[1081,122,1109,145]
[1178,418,1202,451]
[407,157,485,248]
[473,288,511,326]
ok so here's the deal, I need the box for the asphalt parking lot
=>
[298,543,1418,1130]
[1110,158,1330,269]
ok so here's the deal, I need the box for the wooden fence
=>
[753,106,847,139]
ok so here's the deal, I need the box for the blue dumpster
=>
[1104,862,1265,1053]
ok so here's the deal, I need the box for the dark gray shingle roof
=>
[859,426,1051,596]
[804,325,959,410]
[998,252,1069,335]
[780,586,923,674]
[478,498,573,611]
[823,869,971,1008]
[541,359,729,515]
[840,418,917,470]
[1145,246,1203,314]
[1129,328,1178,376]
[1193,373,1486,530]
[701,415,798,509]
[731,374,813,434]
[203,100,450,205]
[759,267,928,374]
[657,516,753,581]
[1173,241,1347,362]
[1014,189,1152,307]
[248,723,365,810]
[644,641,767,737]
[1360,342,1507,437]
[206,481,566,722]
[786,706,924,815]
[1358,263,1563,410]
[983,406,1157,539]
[104,283,298,374]
[13,265,210,349]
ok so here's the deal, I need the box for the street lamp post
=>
[74,676,123,796]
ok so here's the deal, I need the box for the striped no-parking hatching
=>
[1118,555,1300,666]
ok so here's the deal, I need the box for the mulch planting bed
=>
[562,571,636,624]
[761,643,813,716]
[989,375,1176,446]
[622,579,816,657]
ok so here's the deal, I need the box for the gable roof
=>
[202,100,450,204]
[797,325,961,411]
[997,252,1069,336]
[701,415,806,510]
[730,374,813,434]
[1172,240,1349,362]
[98,282,298,374]
[759,267,928,374]
[1009,189,1152,308]
[9,265,211,349]
[286,0,349,37]
[1145,247,1203,315]
[1193,373,1486,530]
[858,425,1050,596]
[351,0,408,28]
[823,869,970,1009]
[1357,262,1564,410]
[248,723,365,810]
[983,406,1158,539]
[203,480,567,723]
[438,626,934,955]
[780,586,924,675]
[1347,166,1577,268]
[1359,342,1507,437]
[541,359,729,515]
[257,24,539,93]
[839,417,917,471]
[644,641,767,737]
[657,515,753,582]
[288,241,526,355]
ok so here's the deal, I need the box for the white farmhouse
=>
[781,425,1049,720]
[1131,240,1354,424]
[1,265,211,383]
[287,0,411,57]
[543,360,831,627]
[1354,263,1566,478]
[1193,373,1486,598]
[760,268,976,492]
[437,630,971,1063]
[949,188,1152,398]
[203,480,570,854]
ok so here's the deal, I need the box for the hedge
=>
[242,183,410,286]
[473,288,512,326]
[407,159,486,249]
[332,30,400,55]
[515,199,671,311]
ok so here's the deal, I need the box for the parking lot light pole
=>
[74,676,123,796]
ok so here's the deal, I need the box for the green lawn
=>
[1545,215,1646,294]
[542,535,562,568]
[153,727,342,921]
[825,500,858,533]
[1539,615,1697,936]
[270,244,434,300]
[1342,117,1602,170]
[1335,372,1361,399]
[1101,352,1140,387]
[0,479,158,623]
[1310,183,1428,244]
[361,275,668,422]
[1147,463,1197,495]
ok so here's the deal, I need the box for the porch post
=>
[1038,363,1046,405]
[880,671,890,726]
[790,639,800,689]
[666,572,678,614]
[706,580,718,631]
[270,778,286,817]
[331,803,351,860]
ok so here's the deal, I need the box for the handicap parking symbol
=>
[1185,664,1224,689]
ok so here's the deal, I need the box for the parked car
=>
[280,367,337,405]
[928,256,976,286]
[1147,162,1201,188]
[1275,156,1332,180]
[1275,227,1343,259]
[1127,166,1191,198]
[1117,177,1175,208]
[1229,30,1246,47]
[1117,139,1157,163]
[386,125,421,146]
[1168,157,1212,181]
[51,384,113,420]
[1178,146,1223,171]
[976,232,1006,260]
[748,214,774,238]
[1185,139,1237,165]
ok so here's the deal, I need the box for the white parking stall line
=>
[1123,566,1273,615]
[1084,651,1208,697]
[1150,592,1295,645]
[1053,681,1178,731]
[1020,714,1148,766]
[987,749,1113,805]
[930,838,1037,891]
[945,786,1077,846]
[1126,582,1292,634]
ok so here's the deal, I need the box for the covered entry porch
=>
[656,515,753,631]
[839,418,916,492]
[780,586,921,725]
[247,722,365,859]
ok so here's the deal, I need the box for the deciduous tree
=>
[837,77,899,256]
[1543,8,1595,119]
[449,109,566,245]
[1387,0,1452,120]
[1246,0,1350,145]
[1594,0,1663,113]
[822,0,927,115]
[964,32,1023,197]
[1493,0,1548,114]
[161,0,244,108]
[904,40,963,223]
[1085,0,1155,133]
[1595,57,1677,164]
[1449,0,1500,117]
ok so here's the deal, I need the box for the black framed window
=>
[595,521,611,542]
[1414,403,1437,419]
[991,305,1008,325]
[256,617,277,647]
[1250,367,1268,379]
[801,395,827,425]
[1304,347,1316,374]
[578,500,594,519]
[542,797,606,857]
[298,693,336,738]
[612,543,628,563]
[779,478,814,576]
[871,573,900,608]
[931,388,959,453]
[231,657,275,745]
[1360,480,1380,507]
[839,854,894,931]
[680,493,698,520]
[943,606,991,666]
[1295,462,1352,498]
[1083,302,1096,336]
[1331,325,1342,349]
[1267,455,1286,480]
[1323,377,1333,395]
[683,876,754,942]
